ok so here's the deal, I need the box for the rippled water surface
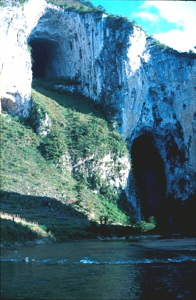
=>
[1,239,196,299]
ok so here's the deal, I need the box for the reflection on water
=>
[1,240,196,299]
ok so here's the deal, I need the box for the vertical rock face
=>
[123,43,196,216]
[0,0,48,116]
[0,4,31,116]
[1,0,195,218]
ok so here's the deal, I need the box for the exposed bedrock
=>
[1,0,196,219]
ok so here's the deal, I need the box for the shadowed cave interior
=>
[131,134,167,220]
[29,38,59,78]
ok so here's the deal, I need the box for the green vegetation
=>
[147,36,196,57]
[31,79,128,164]
[46,0,105,13]
[138,217,156,233]
[0,0,28,5]
[1,219,39,244]
[1,79,155,246]
[147,36,170,51]
[107,14,141,31]
[0,0,104,13]
[0,212,54,245]
[18,0,27,4]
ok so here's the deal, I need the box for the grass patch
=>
[0,212,53,241]
[0,219,39,243]
[31,79,128,166]
[0,80,135,245]
[0,114,76,199]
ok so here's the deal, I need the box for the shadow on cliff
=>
[32,79,106,118]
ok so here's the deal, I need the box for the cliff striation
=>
[1,0,195,220]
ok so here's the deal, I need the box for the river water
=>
[1,239,196,299]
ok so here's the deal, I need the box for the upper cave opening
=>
[131,133,166,220]
[28,38,60,79]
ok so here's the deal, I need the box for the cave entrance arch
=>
[131,133,166,220]
[28,38,60,79]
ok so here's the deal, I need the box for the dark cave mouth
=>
[131,134,167,220]
[28,38,59,79]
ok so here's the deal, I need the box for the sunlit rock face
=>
[0,0,49,116]
[1,0,195,217]
[0,4,31,116]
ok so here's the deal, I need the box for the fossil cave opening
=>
[131,134,166,221]
[28,38,59,79]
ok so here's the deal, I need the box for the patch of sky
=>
[91,0,140,18]
[134,16,184,35]
[91,0,183,36]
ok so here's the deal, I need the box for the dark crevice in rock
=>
[28,38,59,79]
[131,133,167,220]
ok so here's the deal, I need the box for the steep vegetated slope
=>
[1,80,154,246]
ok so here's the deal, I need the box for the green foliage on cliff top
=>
[0,0,104,13]
[46,0,104,13]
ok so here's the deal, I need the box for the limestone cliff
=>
[1,0,195,219]
[0,0,49,116]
